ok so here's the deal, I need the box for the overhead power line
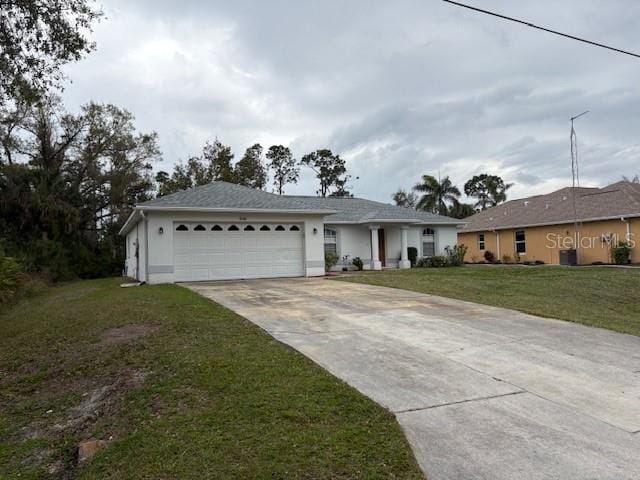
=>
[442,0,640,59]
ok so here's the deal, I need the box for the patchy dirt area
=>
[8,324,159,477]
[100,324,159,345]
[55,369,149,434]
[17,368,150,477]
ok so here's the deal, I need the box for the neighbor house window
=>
[422,228,436,257]
[324,228,337,254]
[176,224,188,231]
[244,225,255,231]
[515,230,526,254]
[478,233,485,250]
[194,224,206,231]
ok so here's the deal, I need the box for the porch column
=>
[370,225,382,270]
[399,226,411,269]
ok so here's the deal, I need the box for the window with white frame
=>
[478,233,486,250]
[422,228,436,257]
[515,230,526,254]
[324,228,337,254]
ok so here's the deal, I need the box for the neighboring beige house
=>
[458,181,640,265]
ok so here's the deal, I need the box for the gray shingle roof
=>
[461,181,640,232]
[138,181,461,224]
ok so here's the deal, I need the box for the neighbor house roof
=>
[120,181,462,235]
[461,181,640,233]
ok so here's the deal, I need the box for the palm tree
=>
[413,175,461,215]
[392,189,418,208]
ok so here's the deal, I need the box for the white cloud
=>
[62,0,640,202]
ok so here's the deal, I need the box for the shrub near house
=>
[0,247,22,305]
[0,247,46,307]
[352,257,364,271]
[325,251,339,271]
[416,244,468,268]
[612,241,632,265]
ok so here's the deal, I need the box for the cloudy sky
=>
[62,0,640,203]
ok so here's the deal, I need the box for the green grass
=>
[0,278,423,479]
[337,266,640,336]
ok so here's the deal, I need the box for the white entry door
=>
[173,222,305,282]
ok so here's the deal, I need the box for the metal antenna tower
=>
[570,111,589,261]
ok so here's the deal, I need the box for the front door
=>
[378,228,386,266]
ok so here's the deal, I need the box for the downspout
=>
[135,223,140,280]
[621,217,631,242]
[141,210,149,284]
[621,217,631,262]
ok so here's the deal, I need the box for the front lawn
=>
[337,266,640,336]
[0,278,423,479]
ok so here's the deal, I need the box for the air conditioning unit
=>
[559,249,577,266]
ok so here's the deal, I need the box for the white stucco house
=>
[119,181,463,284]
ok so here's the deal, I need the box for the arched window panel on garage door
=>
[173,223,303,234]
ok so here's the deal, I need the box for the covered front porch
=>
[367,224,412,270]
[325,222,453,271]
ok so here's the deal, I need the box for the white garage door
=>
[173,222,305,282]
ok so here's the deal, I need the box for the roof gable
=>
[461,181,640,232]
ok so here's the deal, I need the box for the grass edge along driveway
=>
[0,278,423,479]
[336,265,640,337]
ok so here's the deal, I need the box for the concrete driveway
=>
[186,278,640,480]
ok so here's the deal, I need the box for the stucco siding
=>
[436,226,458,255]
[332,224,372,264]
[408,227,421,257]
[385,227,401,267]
[125,212,461,281]
[125,220,147,282]
[459,217,639,264]
[134,211,326,284]
[303,218,325,277]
